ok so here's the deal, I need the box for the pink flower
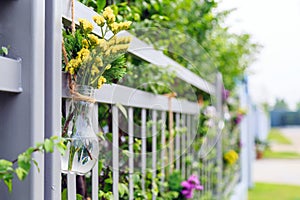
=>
[181,175,203,199]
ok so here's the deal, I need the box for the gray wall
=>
[0,0,45,199]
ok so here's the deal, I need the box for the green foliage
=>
[267,129,292,145]
[167,170,183,192]
[248,182,300,200]
[103,54,127,84]
[62,189,84,200]
[0,46,8,56]
[273,98,289,111]
[263,150,300,159]
[78,0,106,13]
[0,136,66,192]
[120,57,176,95]
[115,0,260,91]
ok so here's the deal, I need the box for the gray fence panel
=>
[44,0,62,199]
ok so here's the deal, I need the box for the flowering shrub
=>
[181,175,203,199]
[63,7,132,88]
[223,150,239,165]
[233,108,247,125]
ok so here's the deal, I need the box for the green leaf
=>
[4,179,12,192]
[76,194,83,200]
[118,183,128,197]
[1,46,8,55]
[96,0,106,13]
[44,139,54,153]
[0,159,13,169]
[25,147,35,155]
[32,160,40,173]
[122,150,130,158]
[17,153,31,171]
[97,131,106,141]
[15,167,28,181]
[62,188,67,200]
[50,135,59,140]
[98,159,104,172]
[116,103,127,119]
[55,141,67,155]
[105,177,113,184]
[105,133,113,142]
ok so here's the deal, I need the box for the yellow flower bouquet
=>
[61,7,132,174]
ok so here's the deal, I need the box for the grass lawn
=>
[248,182,300,200]
[263,149,300,159]
[267,129,292,144]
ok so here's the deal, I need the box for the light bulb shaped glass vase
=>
[61,85,99,175]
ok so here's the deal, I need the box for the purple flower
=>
[234,114,243,125]
[181,175,203,199]
[222,88,230,102]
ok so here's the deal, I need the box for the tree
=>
[273,98,289,111]
[295,102,300,111]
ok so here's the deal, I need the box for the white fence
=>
[0,1,252,199]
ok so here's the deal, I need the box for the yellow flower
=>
[68,67,75,75]
[224,150,239,165]
[104,48,111,57]
[116,36,132,44]
[111,44,129,53]
[97,76,107,89]
[93,15,105,27]
[66,58,82,70]
[82,39,89,48]
[95,56,103,67]
[77,48,90,63]
[121,21,132,30]
[78,18,94,33]
[106,13,116,24]
[98,39,108,51]
[103,7,114,20]
[109,22,119,34]
[238,108,247,115]
[91,65,100,76]
[88,34,100,46]
[105,64,111,70]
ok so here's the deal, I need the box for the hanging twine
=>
[71,0,76,35]
[61,0,96,103]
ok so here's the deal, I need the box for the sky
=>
[218,0,300,110]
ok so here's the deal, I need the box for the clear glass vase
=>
[61,85,99,175]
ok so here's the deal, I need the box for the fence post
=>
[152,110,157,200]
[44,0,62,199]
[112,105,119,200]
[175,113,181,171]
[141,108,147,191]
[128,107,134,200]
[216,72,223,200]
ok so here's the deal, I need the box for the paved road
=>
[254,159,300,185]
[253,127,300,185]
